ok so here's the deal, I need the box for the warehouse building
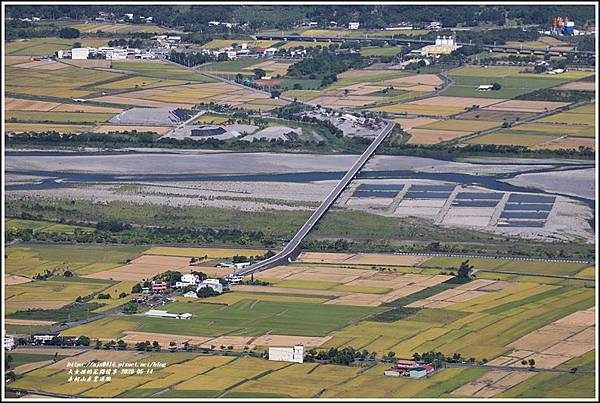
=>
[71,47,92,60]
[268,344,304,363]
[143,309,193,320]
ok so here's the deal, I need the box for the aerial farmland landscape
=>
[2,2,597,401]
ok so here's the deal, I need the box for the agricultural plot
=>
[444,65,588,99]
[63,299,378,339]
[420,256,591,277]
[6,63,125,100]
[5,219,95,234]
[111,61,214,82]
[5,123,95,134]
[145,246,270,258]
[85,255,193,281]
[5,37,109,56]
[5,278,112,311]
[394,116,500,144]
[13,354,485,399]
[91,81,288,111]
[453,306,595,397]
[6,111,116,124]
[5,244,148,278]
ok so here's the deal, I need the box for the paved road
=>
[238,119,396,275]
[255,34,596,56]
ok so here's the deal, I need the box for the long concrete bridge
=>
[255,34,595,57]
[237,120,396,275]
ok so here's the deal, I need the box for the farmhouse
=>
[4,336,15,351]
[144,309,193,319]
[197,278,223,294]
[152,281,168,293]
[183,290,198,298]
[478,84,494,91]
[349,22,360,30]
[268,344,304,363]
[32,334,57,345]
[409,365,434,379]
[175,273,200,288]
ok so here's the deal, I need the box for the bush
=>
[59,27,80,39]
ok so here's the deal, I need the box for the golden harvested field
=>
[485,100,570,113]
[5,318,55,326]
[6,279,111,311]
[455,306,596,397]
[372,103,465,116]
[296,252,356,264]
[85,255,193,281]
[60,59,112,69]
[467,131,559,147]
[242,60,293,77]
[555,81,596,91]
[5,123,94,134]
[90,95,190,108]
[51,104,123,113]
[406,129,471,144]
[12,59,68,70]
[383,73,444,87]
[533,136,595,151]
[5,275,33,285]
[256,264,452,307]
[417,119,499,132]
[92,125,172,135]
[5,97,61,111]
[14,361,54,376]
[540,112,596,126]
[394,117,439,129]
[410,96,503,108]
[145,246,270,258]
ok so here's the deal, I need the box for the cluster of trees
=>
[306,347,377,365]
[516,89,594,103]
[287,50,367,87]
[6,5,595,30]
[168,50,216,67]
[32,269,54,281]
[413,351,487,368]
[134,341,161,351]
[31,335,91,347]
[95,339,128,350]
[107,37,148,48]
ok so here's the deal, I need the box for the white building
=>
[175,274,200,288]
[348,22,360,30]
[105,48,128,60]
[234,262,251,270]
[478,84,494,91]
[268,345,304,363]
[225,274,243,284]
[264,47,278,57]
[226,50,238,60]
[71,47,91,60]
[144,309,193,319]
[183,290,198,298]
[420,36,460,56]
[197,279,223,294]
[4,336,15,350]
[33,335,55,344]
